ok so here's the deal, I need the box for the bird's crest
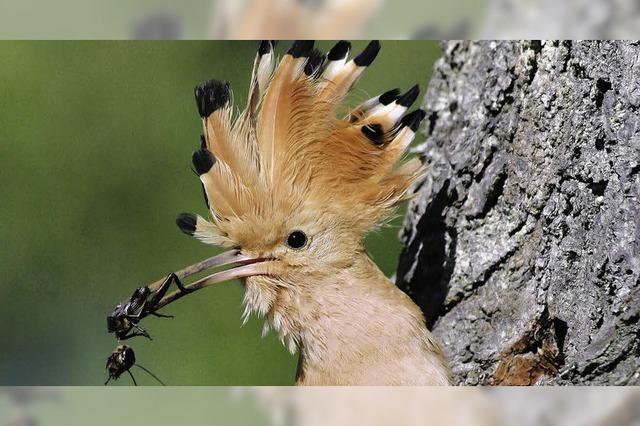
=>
[177,41,426,248]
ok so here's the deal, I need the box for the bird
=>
[175,40,451,385]
[252,387,504,425]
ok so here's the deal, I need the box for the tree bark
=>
[397,41,640,385]
[479,0,640,39]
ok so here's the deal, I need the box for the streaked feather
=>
[183,40,426,246]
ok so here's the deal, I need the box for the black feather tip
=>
[401,109,426,132]
[397,84,420,107]
[327,40,351,61]
[354,40,381,67]
[194,79,230,118]
[176,213,197,236]
[362,123,385,145]
[304,49,326,76]
[379,88,400,106]
[287,40,315,58]
[192,147,216,175]
[258,40,277,56]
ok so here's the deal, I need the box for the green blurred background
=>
[0,41,441,385]
[0,0,487,39]
[0,388,270,425]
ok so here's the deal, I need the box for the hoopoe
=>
[175,40,451,385]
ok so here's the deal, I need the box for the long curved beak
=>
[147,249,268,311]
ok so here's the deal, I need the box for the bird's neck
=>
[286,252,450,385]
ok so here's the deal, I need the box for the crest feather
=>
[179,41,427,245]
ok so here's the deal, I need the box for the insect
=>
[105,345,165,386]
[107,272,187,340]
[106,249,251,341]
[104,251,252,385]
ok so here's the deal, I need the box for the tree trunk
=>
[479,0,640,39]
[397,41,640,385]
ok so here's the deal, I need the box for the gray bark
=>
[480,0,640,39]
[397,41,640,385]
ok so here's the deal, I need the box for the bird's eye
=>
[286,230,308,249]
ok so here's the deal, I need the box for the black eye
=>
[286,230,308,249]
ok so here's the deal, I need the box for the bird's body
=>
[210,0,382,39]
[176,40,451,385]
[291,254,450,385]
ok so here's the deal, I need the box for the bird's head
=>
[175,41,426,345]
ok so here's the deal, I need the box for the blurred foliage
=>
[0,388,269,425]
[0,41,441,385]
[0,0,487,39]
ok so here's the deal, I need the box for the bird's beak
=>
[147,249,268,310]
[181,249,268,287]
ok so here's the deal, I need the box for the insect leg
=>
[171,273,190,293]
[133,323,152,340]
[119,332,150,341]
[150,311,173,318]
[135,364,166,386]
[127,370,138,386]
[145,272,191,317]
[147,273,184,308]
[119,324,152,340]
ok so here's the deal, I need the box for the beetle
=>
[105,345,137,385]
[105,345,165,386]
